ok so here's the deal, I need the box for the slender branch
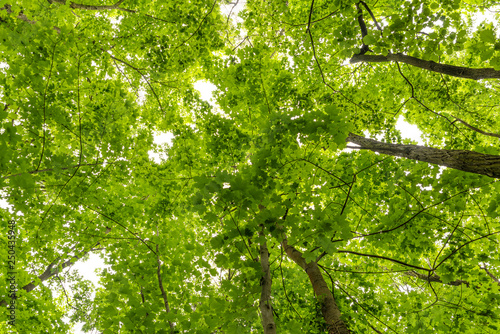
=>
[451,115,500,139]
[112,59,139,97]
[359,1,382,34]
[306,0,315,32]
[305,15,364,110]
[169,0,217,56]
[434,231,500,271]
[298,159,350,186]
[393,62,472,142]
[268,6,338,27]
[109,54,165,115]
[403,271,469,287]
[86,206,157,255]
[278,241,303,318]
[225,0,239,26]
[156,244,174,333]
[337,250,431,272]
[36,39,60,171]
[320,267,397,334]
[1,228,110,307]
[36,56,87,234]
[396,183,424,209]
[480,265,500,285]
[439,73,500,139]
[355,3,369,55]
[3,162,109,179]
[433,214,463,270]
[227,208,255,260]
[340,175,355,215]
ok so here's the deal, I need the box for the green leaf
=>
[362,35,377,45]
[490,55,500,70]
[480,29,496,44]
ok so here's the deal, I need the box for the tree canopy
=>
[1,0,500,333]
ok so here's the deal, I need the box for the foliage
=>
[1,0,500,333]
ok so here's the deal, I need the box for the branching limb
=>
[86,206,157,255]
[109,54,165,115]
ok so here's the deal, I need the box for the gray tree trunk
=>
[259,241,277,334]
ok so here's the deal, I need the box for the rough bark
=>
[350,53,500,80]
[259,241,277,334]
[282,240,350,334]
[346,133,500,178]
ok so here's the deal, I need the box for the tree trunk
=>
[282,240,350,334]
[259,240,277,334]
[346,133,500,178]
[350,53,500,80]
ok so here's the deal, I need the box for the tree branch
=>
[337,250,431,272]
[156,244,174,333]
[350,53,500,80]
[47,0,135,13]
[404,270,469,287]
[359,1,382,34]
[355,3,369,55]
[346,133,500,178]
[480,265,500,285]
[2,162,110,179]
[85,206,157,255]
[108,54,165,115]
[1,228,110,307]
[1,5,36,23]
[450,115,500,139]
